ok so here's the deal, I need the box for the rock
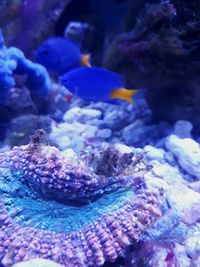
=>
[191,254,200,267]
[103,107,136,131]
[3,87,37,116]
[142,242,190,267]
[151,161,187,185]
[5,115,52,147]
[167,183,200,224]
[144,208,189,243]
[62,148,78,163]
[48,83,73,121]
[63,107,101,123]
[113,143,133,154]
[189,181,200,193]
[184,231,200,258]
[174,243,191,267]
[64,21,94,47]
[122,120,170,148]
[137,242,191,267]
[166,135,200,179]
[173,120,193,138]
[122,121,159,147]
[164,151,176,165]
[140,242,171,267]
[50,121,110,152]
[50,122,98,152]
[87,98,151,134]
[12,258,63,267]
[104,0,200,132]
[144,145,165,161]
[96,129,112,139]
[145,176,169,192]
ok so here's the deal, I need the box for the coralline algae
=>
[0,137,162,267]
[0,31,51,100]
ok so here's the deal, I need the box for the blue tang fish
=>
[35,37,91,75]
[60,67,139,104]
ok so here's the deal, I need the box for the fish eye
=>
[40,49,48,56]
[60,77,68,85]
[61,77,67,82]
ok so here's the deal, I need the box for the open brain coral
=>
[0,131,162,267]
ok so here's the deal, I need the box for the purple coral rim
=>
[0,143,162,266]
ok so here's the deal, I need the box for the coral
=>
[0,30,51,101]
[0,133,162,267]
[0,133,152,200]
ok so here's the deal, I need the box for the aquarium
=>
[0,1,200,266]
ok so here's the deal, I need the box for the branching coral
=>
[0,31,51,103]
[0,131,162,267]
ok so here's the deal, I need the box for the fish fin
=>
[111,88,139,104]
[80,54,91,67]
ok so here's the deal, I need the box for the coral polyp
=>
[0,136,162,267]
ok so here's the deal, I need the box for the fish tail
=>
[80,54,91,67]
[111,89,139,104]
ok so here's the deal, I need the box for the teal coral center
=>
[0,167,134,233]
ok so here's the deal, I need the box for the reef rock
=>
[166,135,200,179]
[167,183,200,225]
[122,120,170,148]
[144,145,165,162]
[104,0,200,131]
[63,107,102,123]
[50,118,111,152]
[133,241,191,267]
[50,121,98,151]
[150,161,187,185]
[185,231,200,259]
[172,120,193,139]
[5,115,52,147]
[12,258,63,267]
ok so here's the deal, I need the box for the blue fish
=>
[60,67,139,104]
[35,37,91,75]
